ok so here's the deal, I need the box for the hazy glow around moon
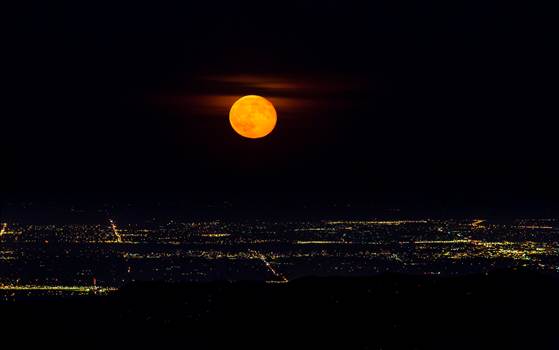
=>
[229,95,277,139]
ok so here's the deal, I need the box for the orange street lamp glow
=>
[229,95,277,139]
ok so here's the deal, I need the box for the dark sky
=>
[3,1,558,214]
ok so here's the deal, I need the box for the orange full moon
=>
[229,95,277,139]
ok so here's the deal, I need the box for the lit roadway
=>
[109,219,123,243]
[249,250,288,283]
[0,223,7,237]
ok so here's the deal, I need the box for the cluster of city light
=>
[0,218,558,296]
[0,284,116,294]
[295,240,350,245]
[518,225,553,229]
[471,219,486,228]
[326,220,429,226]
[200,233,231,238]
[414,239,472,244]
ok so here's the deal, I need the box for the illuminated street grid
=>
[0,219,558,296]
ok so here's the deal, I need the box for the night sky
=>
[3,1,557,215]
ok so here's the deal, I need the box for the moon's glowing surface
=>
[229,95,277,139]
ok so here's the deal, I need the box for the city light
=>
[0,218,557,297]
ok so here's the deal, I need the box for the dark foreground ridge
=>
[1,270,558,349]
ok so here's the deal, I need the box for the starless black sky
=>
[3,1,558,214]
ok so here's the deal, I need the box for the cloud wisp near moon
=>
[156,74,364,118]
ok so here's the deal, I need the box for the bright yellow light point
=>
[229,95,277,139]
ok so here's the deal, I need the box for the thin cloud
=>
[156,73,363,117]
